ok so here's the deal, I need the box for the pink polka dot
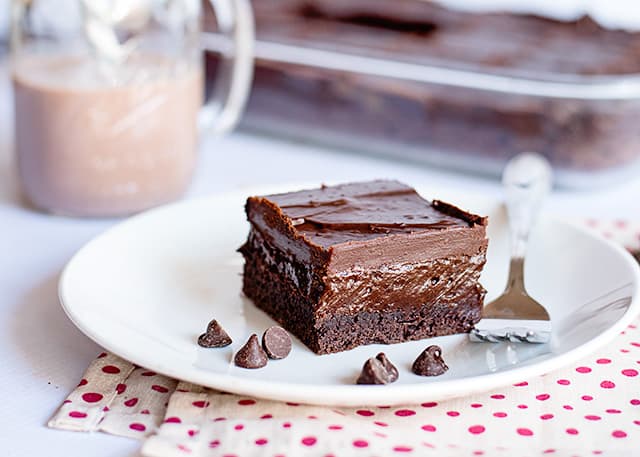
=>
[600,380,616,389]
[631,342,640,347]
[255,438,268,446]
[192,400,209,408]
[141,371,156,376]
[81,392,103,403]
[116,383,126,394]
[238,399,255,406]
[593,451,602,455]
[151,385,169,393]
[353,440,369,448]
[634,420,640,426]
[421,425,436,432]
[612,430,627,438]
[543,449,555,454]
[576,366,592,374]
[187,430,198,437]
[129,423,146,432]
[234,424,244,431]
[470,403,483,408]
[631,399,640,406]
[124,398,138,407]
[282,422,291,428]
[513,381,528,387]
[395,409,416,417]
[356,409,374,416]
[540,414,554,420]
[177,444,191,453]
[421,402,438,408]
[102,365,120,374]
[517,428,533,436]
[468,425,485,434]
[308,415,318,420]
[446,411,460,417]
[165,417,181,423]
[518,404,528,409]
[473,452,484,456]
[566,428,579,435]
[374,421,388,427]
[596,358,611,364]
[63,400,71,404]
[286,402,299,406]
[582,395,593,401]
[622,369,638,377]
[585,415,601,421]
[536,394,550,401]
[301,437,317,446]
[213,417,226,421]
[68,411,87,418]
[328,425,343,430]
[141,410,150,415]
[493,412,507,418]
[563,405,573,410]
[208,440,220,448]
[78,379,88,387]
[557,379,570,385]
[490,394,505,399]
[606,409,621,414]
[393,446,413,453]
[260,414,273,419]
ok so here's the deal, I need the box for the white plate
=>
[59,185,640,406]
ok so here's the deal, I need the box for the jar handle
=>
[200,0,254,136]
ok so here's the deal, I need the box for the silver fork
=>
[470,152,553,344]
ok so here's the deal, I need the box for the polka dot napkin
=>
[49,220,640,456]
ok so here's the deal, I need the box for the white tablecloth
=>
[1,54,640,457]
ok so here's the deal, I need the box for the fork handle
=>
[503,153,552,290]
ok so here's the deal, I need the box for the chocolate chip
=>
[375,352,399,382]
[262,326,292,359]
[234,334,268,369]
[356,352,399,385]
[197,319,232,348]
[412,345,448,377]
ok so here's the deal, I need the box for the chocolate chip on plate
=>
[234,334,268,369]
[262,326,292,359]
[357,352,399,385]
[197,319,232,348]
[412,345,449,377]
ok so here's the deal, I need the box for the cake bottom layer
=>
[241,243,484,355]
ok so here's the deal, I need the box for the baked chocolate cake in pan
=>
[239,180,488,355]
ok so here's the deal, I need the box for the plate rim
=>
[58,189,640,406]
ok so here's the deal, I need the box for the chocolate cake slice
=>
[239,180,488,354]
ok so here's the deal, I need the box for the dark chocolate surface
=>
[263,180,479,247]
[252,0,640,76]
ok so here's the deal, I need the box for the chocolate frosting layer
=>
[265,180,483,247]
[246,180,488,275]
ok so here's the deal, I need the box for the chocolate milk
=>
[13,55,203,217]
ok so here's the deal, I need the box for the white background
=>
[2,2,640,449]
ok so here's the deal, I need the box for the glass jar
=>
[11,0,253,217]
